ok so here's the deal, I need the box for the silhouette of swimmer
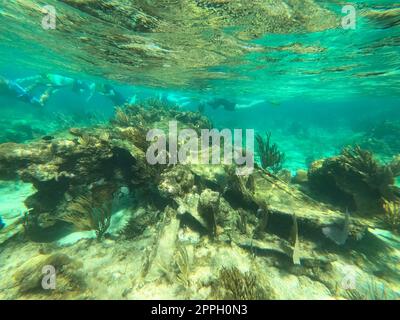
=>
[0,74,91,107]
[100,84,127,106]
[0,76,45,107]
[87,83,128,106]
[208,98,236,111]
[4,74,129,107]
[29,74,90,97]
[206,97,267,111]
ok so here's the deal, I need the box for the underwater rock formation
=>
[1,102,400,300]
[0,101,209,240]
[292,169,308,185]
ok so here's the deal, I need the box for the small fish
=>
[268,100,281,107]
[0,216,5,230]
[42,135,54,141]
[322,209,350,245]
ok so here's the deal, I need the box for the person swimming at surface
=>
[87,83,128,106]
[205,97,267,111]
[207,98,236,111]
[25,73,89,97]
[0,74,90,107]
[0,76,45,107]
[10,74,128,107]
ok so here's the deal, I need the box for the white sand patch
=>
[0,180,36,226]
[57,230,97,247]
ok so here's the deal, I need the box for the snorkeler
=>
[20,73,89,96]
[207,98,236,111]
[87,83,128,106]
[25,74,129,106]
[205,97,266,111]
[0,76,45,107]
[1,73,91,107]
[5,73,130,107]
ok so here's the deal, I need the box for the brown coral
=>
[214,266,275,300]
[60,195,112,239]
[308,146,400,215]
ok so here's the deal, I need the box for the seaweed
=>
[341,146,400,202]
[383,200,400,232]
[77,134,97,147]
[60,195,112,240]
[121,209,159,239]
[256,132,285,173]
[113,107,132,127]
[175,245,191,289]
[120,126,149,151]
[309,146,400,215]
[214,266,275,300]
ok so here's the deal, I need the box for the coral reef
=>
[213,266,275,300]
[292,169,308,185]
[383,200,400,233]
[256,132,286,173]
[121,206,160,240]
[308,146,400,215]
[13,253,85,297]
[1,103,400,300]
[61,195,112,240]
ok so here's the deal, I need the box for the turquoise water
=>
[0,1,399,300]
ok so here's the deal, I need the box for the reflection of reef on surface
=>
[0,100,400,300]
[0,0,338,88]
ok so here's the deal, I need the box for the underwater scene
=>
[0,0,399,301]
